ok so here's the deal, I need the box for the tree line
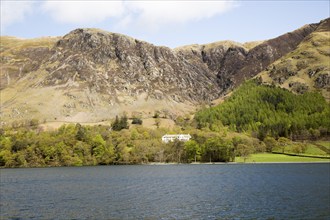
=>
[1,121,273,167]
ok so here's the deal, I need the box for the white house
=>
[162,134,191,143]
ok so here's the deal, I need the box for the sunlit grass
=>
[304,144,328,155]
[235,153,330,163]
[317,141,330,149]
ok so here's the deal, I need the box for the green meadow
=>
[236,153,330,163]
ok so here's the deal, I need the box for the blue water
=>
[1,163,329,220]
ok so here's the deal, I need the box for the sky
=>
[1,0,329,48]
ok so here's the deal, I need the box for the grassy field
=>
[272,141,330,157]
[285,143,329,156]
[317,141,330,149]
[235,153,330,163]
[303,146,326,155]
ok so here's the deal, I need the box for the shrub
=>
[132,117,143,125]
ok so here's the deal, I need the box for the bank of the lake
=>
[1,153,329,168]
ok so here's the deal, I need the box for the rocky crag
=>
[0,18,329,124]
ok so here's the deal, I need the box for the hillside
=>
[175,21,319,93]
[1,29,219,124]
[194,80,330,140]
[0,18,329,126]
[259,18,330,100]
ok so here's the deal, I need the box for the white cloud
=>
[40,0,238,30]
[41,1,125,24]
[124,1,238,30]
[1,0,238,32]
[1,0,34,30]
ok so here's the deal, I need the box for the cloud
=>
[1,0,34,30]
[124,1,238,30]
[41,1,125,24]
[41,0,238,30]
[0,1,237,32]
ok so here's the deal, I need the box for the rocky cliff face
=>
[0,18,328,124]
[43,28,220,103]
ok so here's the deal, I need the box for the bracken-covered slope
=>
[0,18,328,125]
[258,18,330,101]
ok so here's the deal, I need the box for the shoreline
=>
[148,161,330,165]
[1,161,329,169]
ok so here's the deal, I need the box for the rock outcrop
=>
[43,28,221,103]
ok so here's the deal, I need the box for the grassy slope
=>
[317,141,330,149]
[38,118,177,131]
[0,36,58,51]
[277,142,330,157]
[258,19,330,101]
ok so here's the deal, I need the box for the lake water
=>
[1,163,329,220]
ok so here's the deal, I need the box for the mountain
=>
[177,21,323,92]
[0,18,329,126]
[1,29,222,124]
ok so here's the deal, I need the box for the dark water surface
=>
[1,163,329,220]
